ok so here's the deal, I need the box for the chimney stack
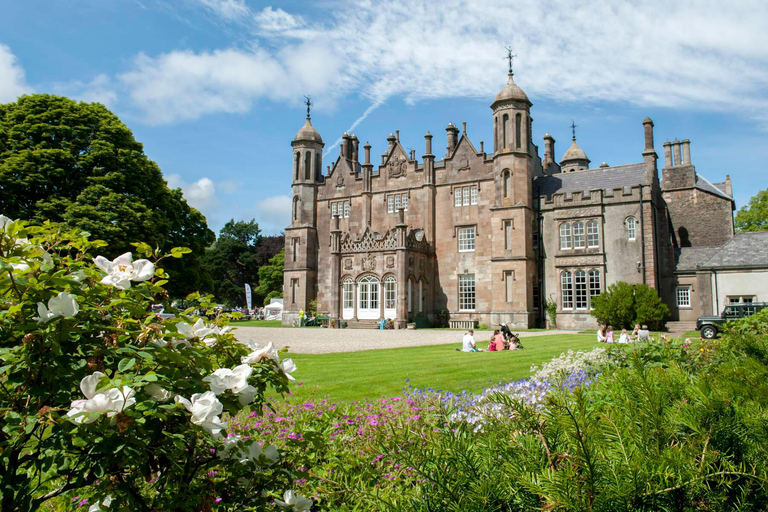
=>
[673,139,682,166]
[446,123,458,157]
[682,139,691,165]
[725,174,732,197]
[424,131,433,155]
[364,141,371,165]
[543,133,555,168]
[480,140,484,154]
[462,121,467,135]
[642,117,654,152]
[663,141,672,168]
[387,133,396,153]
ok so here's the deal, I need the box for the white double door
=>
[358,276,380,320]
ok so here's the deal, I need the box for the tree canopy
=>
[256,249,285,306]
[203,219,284,307]
[735,187,768,233]
[0,94,215,296]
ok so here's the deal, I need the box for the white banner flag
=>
[244,283,252,311]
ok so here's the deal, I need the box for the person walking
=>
[299,308,305,327]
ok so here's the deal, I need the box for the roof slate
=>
[695,174,733,201]
[675,232,768,271]
[534,163,646,198]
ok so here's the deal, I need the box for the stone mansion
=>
[282,69,742,329]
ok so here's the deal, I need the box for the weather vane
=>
[571,119,578,141]
[303,95,312,119]
[504,46,516,74]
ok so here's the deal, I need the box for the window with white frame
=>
[561,271,573,309]
[458,226,476,252]
[462,186,470,206]
[395,194,401,211]
[586,220,599,248]
[573,221,585,249]
[588,270,601,307]
[575,270,587,309]
[559,223,572,250]
[331,202,338,217]
[401,193,408,211]
[384,276,396,310]
[343,200,350,218]
[626,217,637,241]
[388,195,394,213]
[728,295,754,304]
[458,274,475,310]
[454,189,462,207]
[343,279,354,309]
[676,286,691,308]
[470,185,478,205]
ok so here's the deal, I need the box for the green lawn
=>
[283,334,598,403]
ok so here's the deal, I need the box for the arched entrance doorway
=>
[358,275,380,320]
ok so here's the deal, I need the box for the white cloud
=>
[120,1,768,125]
[0,44,32,103]
[254,195,291,234]
[52,74,118,108]
[166,173,218,212]
[196,0,249,21]
[253,6,304,31]
[218,179,242,193]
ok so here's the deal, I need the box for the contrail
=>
[323,99,384,158]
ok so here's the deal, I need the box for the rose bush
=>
[0,217,311,511]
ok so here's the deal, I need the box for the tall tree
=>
[256,249,285,306]
[735,187,768,233]
[203,219,284,306]
[0,94,215,296]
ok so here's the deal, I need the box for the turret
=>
[559,122,590,173]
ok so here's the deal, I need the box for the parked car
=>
[696,302,766,339]
[150,304,175,320]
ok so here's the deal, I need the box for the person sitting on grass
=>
[493,330,506,352]
[462,329,481,352]
[631,323,641,340]
[488,332,498,352]
[606,326,615,343]
[618,328,630,344]
[637,325,651,342]
[597,324,607,343]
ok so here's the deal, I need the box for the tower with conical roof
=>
[560,121,590,172]
[489,56,537,327]
[283,99,323,325]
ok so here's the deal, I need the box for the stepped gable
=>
[534,162,646,198]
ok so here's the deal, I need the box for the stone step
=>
[345,320,381,329]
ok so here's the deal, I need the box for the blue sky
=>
[2,0,767,234]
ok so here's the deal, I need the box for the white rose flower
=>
[93,252,155,289]
[33,291,79,324]
[67,373,135,424]
[88,496,112,512]
[145,383,173,402]
[175,391,227,437]
[241,342,279,365]
[203,364,256,404]
[244,442,279,463]
[279,358,297,382]
[0,214,13,230]
[176,318,215,341]
[275,490,313,511]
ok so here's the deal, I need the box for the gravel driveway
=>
[233,327,582,354]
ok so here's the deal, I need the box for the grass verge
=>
[281,334,599,403]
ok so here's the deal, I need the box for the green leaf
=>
[72,437,87,447]
[118,357,136,372]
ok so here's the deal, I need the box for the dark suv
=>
[696,302,766,339]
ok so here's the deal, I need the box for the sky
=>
[1,0,767,235]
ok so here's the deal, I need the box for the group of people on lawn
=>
[597,324,651,343]
[462,324,521,352]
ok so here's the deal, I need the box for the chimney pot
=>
[673,139,682,166]
[681,139,691,165]
[663,141,672,168]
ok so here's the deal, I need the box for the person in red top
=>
[490,330,506,352]
[488,331,498,351]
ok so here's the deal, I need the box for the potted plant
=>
[330,319,336,329]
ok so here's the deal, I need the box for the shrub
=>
[432,309,449,328]
[591,282,669,330]
[0,217,307,511]
[545,295,558,327]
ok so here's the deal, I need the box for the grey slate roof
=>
[695,174,733,201]
[534,163,646,198]
[675,232,768,271]
[675,247,722,272]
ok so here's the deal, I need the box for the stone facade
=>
[282,71,736,329]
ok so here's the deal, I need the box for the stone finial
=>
[600,161,609,168]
